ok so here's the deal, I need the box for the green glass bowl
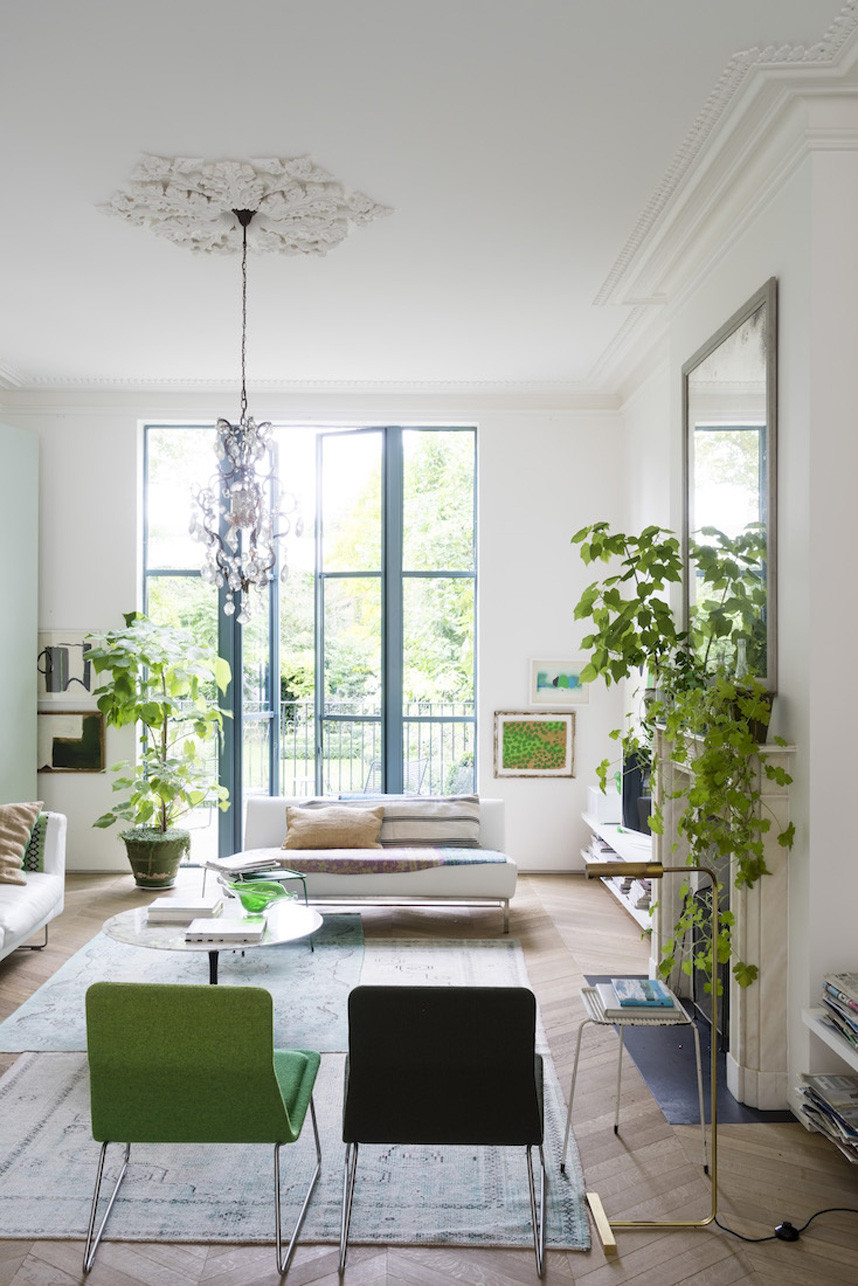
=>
[224,880,292,914]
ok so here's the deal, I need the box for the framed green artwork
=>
[493,710,575,778]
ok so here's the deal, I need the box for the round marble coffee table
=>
[102,900,323,984]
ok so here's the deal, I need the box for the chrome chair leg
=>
[274,1096,321,1275]
[526,1144,547,1278]
[338,1141,359,1273]
[83,1140,130,1273]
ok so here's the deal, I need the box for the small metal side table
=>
[560,984,708,1174]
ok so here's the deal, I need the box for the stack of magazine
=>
[595,976,679,1019]
[204,853,285,881]
[796,1073,858,1163]
[820,972,858,1050]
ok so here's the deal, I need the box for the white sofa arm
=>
[41,811,68,878]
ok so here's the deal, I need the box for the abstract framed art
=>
[37,710,105,773]
[529,658,589,705]
[493,710,575,778]
[36,631,96,706]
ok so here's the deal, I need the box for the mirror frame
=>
[681,277,778,693]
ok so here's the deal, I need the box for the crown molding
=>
[595,1,858,309]
[0,379,622,417]
[0,361,26,390]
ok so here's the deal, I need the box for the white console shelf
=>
[582,812,653,930]
[802,1007,858,1074]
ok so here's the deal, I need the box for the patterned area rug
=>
[0,914,364,1052]
[0,920,536,1054]
[0,1049,588,1250]
[0,926,590,1251]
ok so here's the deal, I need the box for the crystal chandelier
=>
[190,209,299,624]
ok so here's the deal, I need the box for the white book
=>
[147,894,223,923]
[595,982,678,1019]
[184,917,265,944]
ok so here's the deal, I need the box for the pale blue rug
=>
[0,938,591,1252]
[0,1051,588,1250]
[0,920,538,1055]
[0,914,364,1052]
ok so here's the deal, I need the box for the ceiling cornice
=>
[0,380,622,417]
[594,0,858,309]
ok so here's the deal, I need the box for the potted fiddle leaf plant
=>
[87,612,231,888]
[571,521,793,991]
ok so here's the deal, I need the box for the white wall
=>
[0,422,38,804]
[2,396,628,873]
[621,118,858,1088]
[477,408,626,870]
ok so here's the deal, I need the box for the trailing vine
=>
[572,522,793,993]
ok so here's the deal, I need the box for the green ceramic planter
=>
[121,828,191,889]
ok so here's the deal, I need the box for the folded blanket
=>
[234,846,509,876]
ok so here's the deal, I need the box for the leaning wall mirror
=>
[682,277,778,692]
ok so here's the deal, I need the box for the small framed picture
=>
[529,658,589,705]
[37,631,96,706]
[37,710,105,773]
[493,710,575,778]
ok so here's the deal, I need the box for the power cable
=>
[715,1206,858,1243]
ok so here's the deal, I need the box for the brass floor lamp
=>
[583,859,719,1253]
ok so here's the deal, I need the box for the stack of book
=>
[204,853,285,881]
[595,976,678,1019]
[820,972,858,1051]
[796,1073,858,1164]
[629,879,652,910]
[146,892,223,925]
[184,918,266,945]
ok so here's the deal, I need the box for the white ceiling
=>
[0,0,850,396]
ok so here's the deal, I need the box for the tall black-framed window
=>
[143,423,477,857]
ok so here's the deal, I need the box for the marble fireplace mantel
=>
[651,731,794,1110]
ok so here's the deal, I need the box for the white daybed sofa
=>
[235,795,516,932]
[0,810,67,963]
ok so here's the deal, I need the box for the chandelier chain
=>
[239,214,249,423]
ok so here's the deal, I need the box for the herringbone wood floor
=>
[1,871,857,1284]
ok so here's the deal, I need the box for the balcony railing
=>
[243,699,475,797]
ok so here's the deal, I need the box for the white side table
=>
[560,984,709,1173]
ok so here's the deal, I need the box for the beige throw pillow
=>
[0,801,43,885]
[282,804,384,850]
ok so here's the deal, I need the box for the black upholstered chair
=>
[339,985,547,1276]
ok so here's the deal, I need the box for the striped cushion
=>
[337,794,480,847]
[296,795,482,847]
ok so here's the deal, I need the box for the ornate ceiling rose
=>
[100,153,392,255]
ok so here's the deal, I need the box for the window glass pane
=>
[276,427,317,784]
[322,431,382,572]
[403,718,475,796]
[241,589,273,799]
[146,574,218,649]
[142,572,221,864]
[403,430,475,572]
[402,576,474,705]
[147,427,216,569]
[321,716,382,796]
[323,577,381,712]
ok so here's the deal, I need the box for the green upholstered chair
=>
[339,985,547,1276]
[83,981,321,1275]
